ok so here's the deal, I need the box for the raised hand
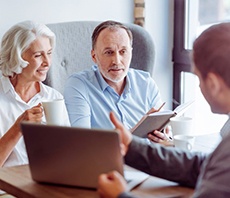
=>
[109,112,132,155]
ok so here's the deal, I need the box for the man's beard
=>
[102,65,127,83]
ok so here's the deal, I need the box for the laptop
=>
[21,122,149,190]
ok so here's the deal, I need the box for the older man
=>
[97,22,230,197]
[64,20,166,142]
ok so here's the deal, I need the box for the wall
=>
[0,0,174,109]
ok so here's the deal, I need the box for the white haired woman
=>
[0,21,70,167]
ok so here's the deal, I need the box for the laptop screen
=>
[21,122,124,189]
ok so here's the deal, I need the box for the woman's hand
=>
[14,103,43,132]
[0,103,44,167]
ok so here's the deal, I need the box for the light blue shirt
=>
[64,65,163,130]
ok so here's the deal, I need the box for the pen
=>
[146,102,166,115]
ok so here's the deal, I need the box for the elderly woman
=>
[0,21,70,167]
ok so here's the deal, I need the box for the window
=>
[185,0,230,50]
[173,0,228,134]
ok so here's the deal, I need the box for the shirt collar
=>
[220,114,230,138]
[1,75,12,94]
[124,72,131,94]
[93,65,109,92]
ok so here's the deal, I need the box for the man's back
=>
[193,119,230,197]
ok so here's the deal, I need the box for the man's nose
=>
[112,52,121,65]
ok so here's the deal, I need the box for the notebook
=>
[20,122,149,190]
[131,100,195,137]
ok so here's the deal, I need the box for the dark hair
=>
[91,20,133,49]
[193,22,230,87]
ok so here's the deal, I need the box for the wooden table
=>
[0,132,221,198]
[0,165,194,198]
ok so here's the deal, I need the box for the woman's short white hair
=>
[0,21,56,77]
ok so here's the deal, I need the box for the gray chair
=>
[45,21,155,94]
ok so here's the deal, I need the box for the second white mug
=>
[174,134,195,151]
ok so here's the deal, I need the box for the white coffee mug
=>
[174,134,195,151]
[169,116,193,136]
[42,99,65,125]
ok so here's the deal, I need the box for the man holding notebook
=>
[98,23,230,197]
[64,20,170,143]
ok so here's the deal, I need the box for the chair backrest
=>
[45,21,155,94]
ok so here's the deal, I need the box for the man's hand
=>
[110,112,132,156]
[98,171,127,198]
[147,127,173,146]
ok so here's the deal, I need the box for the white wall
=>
[145,0,174,109]
[0,0,174,109]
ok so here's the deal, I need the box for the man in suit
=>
[97,22,230,198]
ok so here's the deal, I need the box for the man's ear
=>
[206,72,222,96]
[91,49,97,63]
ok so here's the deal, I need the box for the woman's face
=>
[21,36,52,82]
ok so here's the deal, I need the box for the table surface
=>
[0,165,194,198]
[0,133,220,198]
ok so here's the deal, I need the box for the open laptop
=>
[20,122,149,190]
